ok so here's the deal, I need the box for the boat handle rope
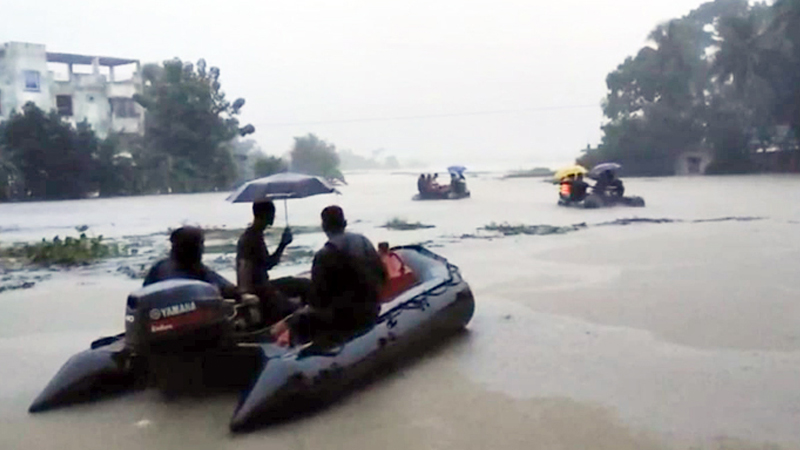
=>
[380,262,462,329]
[291,262,463,359]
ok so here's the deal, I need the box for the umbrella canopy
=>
[447,165,467,174]
[588,162,622,180]
[553,165,588,181]
[227,172,338,203]
[226,172,339,224]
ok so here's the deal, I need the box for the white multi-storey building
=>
[0,41,144,137]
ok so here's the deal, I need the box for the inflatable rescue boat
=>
[28,245,475,432]
[558,193,645,209]
[412,190,471,201]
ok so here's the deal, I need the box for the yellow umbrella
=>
[553,165,587,182]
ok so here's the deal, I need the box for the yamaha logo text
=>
[148,301,197,321]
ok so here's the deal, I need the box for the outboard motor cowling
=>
[125,279,230,353]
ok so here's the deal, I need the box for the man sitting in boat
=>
[450,172,467,195]
[559,174,573,201]
[559,174,590,204]
[571,173,590,201]
[593,170,624,198]
[236,201,309,326]
[457,172,467,194]
[430,173,450,195]
[143,226,239,300]
[418,174,428,195]
[277,205,387,344]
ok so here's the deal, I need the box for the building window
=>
[110,97,139,118]
[56,95,73,116]
[23,70,41,92]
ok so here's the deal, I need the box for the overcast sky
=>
[2,0,710,169]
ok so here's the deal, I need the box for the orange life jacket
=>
[379,252,417,302]
[381,253,404,277]
[559,181,571,197]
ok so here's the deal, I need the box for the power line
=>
[253,103,599,127]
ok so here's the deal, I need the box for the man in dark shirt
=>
[237,201,307,325]
[281,205,386,344]
[570,173,590,202]
[144,226,238,299]
[592,170,625,198]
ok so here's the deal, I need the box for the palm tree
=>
[711,8,777,141]
[713,13,768,95]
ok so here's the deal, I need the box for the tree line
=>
[578,0,800,175]
[0,58,348,201]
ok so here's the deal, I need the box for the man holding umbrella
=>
[589,163,625,198]
[236,200,308,326]
[228,172,340,326]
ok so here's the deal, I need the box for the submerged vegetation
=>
[482,222,586,236]
[202,225,322,242]
[381,218,436,231]
[0,234,125,266]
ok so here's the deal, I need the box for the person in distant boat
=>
[431,173,449,194]
[570,173,590,202]
[559,174,574,202]
[236,200,309,326]
[456,171,467,194]
[276,205,386,344]
[418,173,428,194]
[143,226,238,299]
[559,173,590,204]
[593,170,624,198]
[450,172,459,193]
[609,174,625,197]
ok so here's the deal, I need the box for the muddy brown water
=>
[1,173,800,449]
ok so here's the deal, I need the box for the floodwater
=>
[1,172,800,450]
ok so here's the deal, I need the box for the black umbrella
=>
[447,165,467,174]
[226,172,339,224]
[588,162,622,180]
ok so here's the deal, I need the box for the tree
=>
[289,134,345,182]
[764,0,800,148]
[580,0,796,175]
[253,155,288,178]
[0,103,100,200]
[230,139,260,184]
[0,144,22,201]
[385,155,400,169]
[134,58,254,193]
[93,133,138,196]
[338,148,402,170]
[585,14,712,175]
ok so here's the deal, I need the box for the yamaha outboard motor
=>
[125,279,231,354]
